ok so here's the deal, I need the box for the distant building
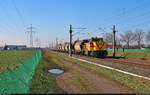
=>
[4,45,27,50]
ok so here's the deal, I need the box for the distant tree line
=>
[103,28,150,49]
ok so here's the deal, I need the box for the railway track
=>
[56,51,150,77]
[66,53,150,78]
[100,58,150,69]
[71,54,150,69]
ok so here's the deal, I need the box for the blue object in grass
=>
[48,69,64,74]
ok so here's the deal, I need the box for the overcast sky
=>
[0,0,150,47]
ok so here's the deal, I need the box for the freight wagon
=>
[52,37,108,57]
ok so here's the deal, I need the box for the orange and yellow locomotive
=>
[73,37,107,57]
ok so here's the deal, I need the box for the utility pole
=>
[113,25,116,57]
[69,25,86,56]
[56,38,58,47]
[26,24,35,47]
[52,42,53,48]
[69,24,72,56]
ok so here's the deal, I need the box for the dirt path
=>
[53,53,132,93]
[56,72,81,93]
[65,60,131,93]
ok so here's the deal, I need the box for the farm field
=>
[0,50,37,73]
[30,50,150,94]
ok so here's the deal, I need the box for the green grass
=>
[47,51,101,93]
[53,51,150,93]
[67,70,100,93]
[0,50,37,73]
[29,50,65,94]
[30,50,101,93]
[29,58,64,94]
[108,51,150,60]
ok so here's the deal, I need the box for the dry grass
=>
[108,51,150,60]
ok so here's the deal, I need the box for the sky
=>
[0,0,150,47]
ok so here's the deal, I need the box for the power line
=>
[0,1,16,33]
[117,12,150,26]
[11,0,26,28]
[103,11,150,30]
[0,2,19,31]
[102,0,149,26]
[0,0,29,35]
[104,9,150,31]
[122,19,150,30]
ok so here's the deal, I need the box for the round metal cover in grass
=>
[48,69,64,74]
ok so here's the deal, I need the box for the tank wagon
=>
[61,44,66,52]
[64,43,70,53]
[73,39,89,55]
[54,37,107,57]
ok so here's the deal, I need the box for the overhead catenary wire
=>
[116,10,150,30]
[72,28,87,36]
[121,19,150,31]
[102,0,149,28]
[103,0,146,23]
[101,1,150,34]
[116,10,150,26]
[106,10,150,29]
[103,0,148,23]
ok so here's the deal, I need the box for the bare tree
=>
[103,32,113,45]
[116,37,121,45]
[120,30,134,48]
[134,29,145,49]
[103,32,120,45]
[146,30,150,44]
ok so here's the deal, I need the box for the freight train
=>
[53,37,108,57]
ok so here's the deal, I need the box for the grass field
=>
[108,51,150,60]
[30,50,101,93]
[30,50,150,93]
[0,50,37,73]
[30,50,65,94]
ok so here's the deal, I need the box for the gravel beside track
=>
[102,58,150,69]
[72,54,150,78]
[116,58,150,65]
